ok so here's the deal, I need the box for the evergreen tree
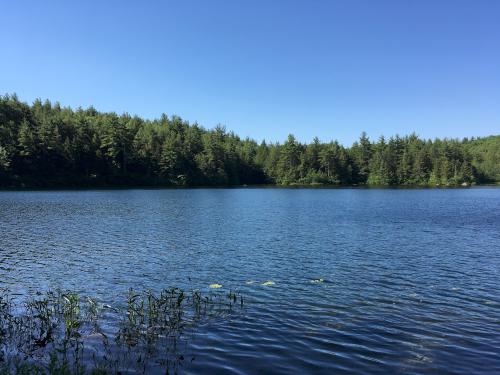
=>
[0,94,498,187]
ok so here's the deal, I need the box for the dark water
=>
[1,188,500,374]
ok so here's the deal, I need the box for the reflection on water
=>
[1,188,499,374]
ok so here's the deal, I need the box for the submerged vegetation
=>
[0,94,498,188]
[0,287,243,374]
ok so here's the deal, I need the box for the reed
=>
[0,287,243,374]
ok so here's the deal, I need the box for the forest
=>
[0,94,499,188]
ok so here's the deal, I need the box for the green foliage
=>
[0,145,9,170]
[466,135,500,183]
[0,94,498,187]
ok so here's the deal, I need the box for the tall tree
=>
[0,95,498,187]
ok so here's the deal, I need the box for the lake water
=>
[1,188,500,374]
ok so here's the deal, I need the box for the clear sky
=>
[1,0,499,145]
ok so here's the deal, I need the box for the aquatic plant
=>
[0,287,243,374]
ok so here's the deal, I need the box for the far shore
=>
[1,182,499,192]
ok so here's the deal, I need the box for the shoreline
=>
[1,182,499,192]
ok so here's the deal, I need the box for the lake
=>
[1,188,499,374]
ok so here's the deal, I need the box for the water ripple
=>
[1,188,500,374]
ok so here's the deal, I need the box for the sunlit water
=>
[1,188,499,374]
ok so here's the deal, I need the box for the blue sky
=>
[1,0,499,145]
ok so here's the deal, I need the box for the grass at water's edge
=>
[0,288,243,374]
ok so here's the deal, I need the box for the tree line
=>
[0,94,498,187]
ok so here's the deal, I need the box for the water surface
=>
[1,188,499,374]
